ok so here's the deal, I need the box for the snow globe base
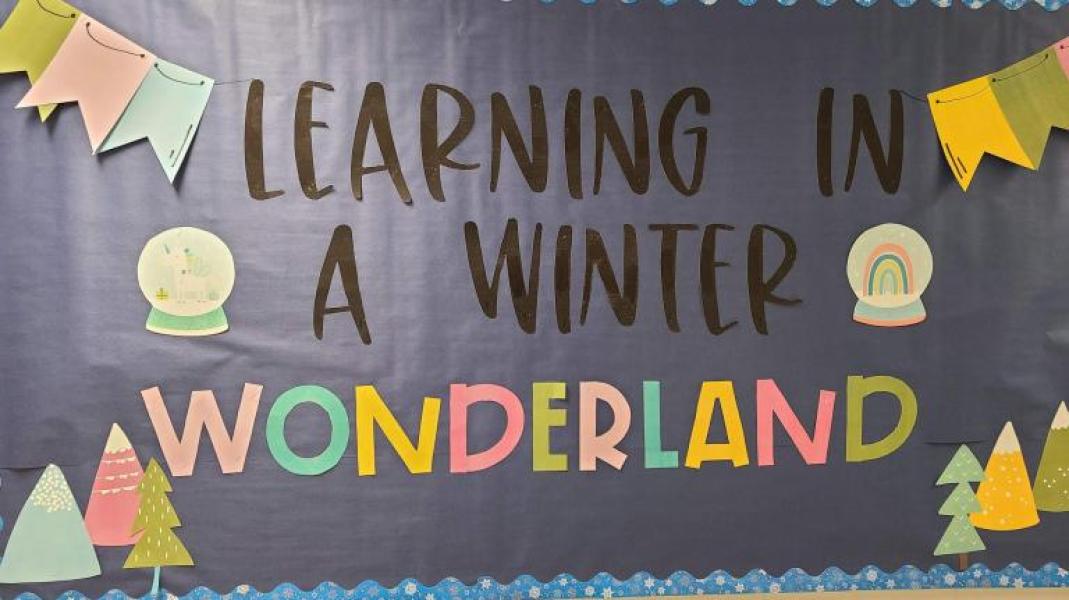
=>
[145,307,228,336]
[853,299,926,327]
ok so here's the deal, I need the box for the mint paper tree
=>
[934,445,986,570]
[0,464,100,583]
[124,458,193,596]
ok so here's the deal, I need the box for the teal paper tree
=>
[934,445,986,570]
[0,464,101,583]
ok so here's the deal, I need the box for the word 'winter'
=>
[313,220,801,344]
[140,375,917,477]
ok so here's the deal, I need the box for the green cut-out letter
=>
[845,375,917,462]
[267,385,350,475]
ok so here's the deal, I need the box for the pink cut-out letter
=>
[579,381,632,471]
[449,384,525,473]
[141,384,263,476]
[755,379,835,467]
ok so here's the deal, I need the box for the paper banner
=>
[17,14,154,150]
[84,423,145,546]
[99,59,213,181]
[929,41,1069,191]
[988,48,1069,167]
[0,0,81,121]
[0,464,101,583]
[928,77,1032,191]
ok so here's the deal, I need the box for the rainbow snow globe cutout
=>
[137,227,235,336]
[846,223,933,327]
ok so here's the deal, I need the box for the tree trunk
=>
[958,553,968,571]
[150,566,161,597]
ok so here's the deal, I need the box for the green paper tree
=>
[1034,402,1069,512]
[934,445,986,569]
[124,458,193,596]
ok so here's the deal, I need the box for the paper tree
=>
[0,464,101,583]
[1034,402,1069,512]
[84,423,145,545]
[971,422,1040,531]
[933,445,985,569]
[124,458,194,596]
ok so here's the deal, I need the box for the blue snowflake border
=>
[18,563,1069,600]
[517,0,1064,10]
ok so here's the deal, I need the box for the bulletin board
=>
[2,0,1069,597]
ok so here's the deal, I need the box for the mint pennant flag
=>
[99,59,213,182]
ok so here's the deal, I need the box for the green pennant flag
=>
[0,0,80,121]
[98,59,214,183]
[990,47,1069,168]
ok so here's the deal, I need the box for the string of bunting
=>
[0,0,213,182]
[928,40,1069,191]
[3,0,1069,189]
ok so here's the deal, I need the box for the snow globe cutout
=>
[137,227,235,336]
[846,223,933,328]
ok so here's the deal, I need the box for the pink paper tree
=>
[84,424,144,546]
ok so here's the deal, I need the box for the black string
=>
[84,22,146,59]
[34,0,75,19]
[992,51,1049,83]
[895,89,928,103]
[932,85,989,105]
[154,63,205,86]
[933,51,1050,104]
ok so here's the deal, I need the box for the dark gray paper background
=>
[3,0,1069,595]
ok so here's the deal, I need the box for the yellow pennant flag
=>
[928,76,1032,192]
[0,0,81,121]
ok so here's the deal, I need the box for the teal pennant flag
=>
[99,59,213,182]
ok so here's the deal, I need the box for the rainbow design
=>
[846,224,933,328]
[864,243,914,297]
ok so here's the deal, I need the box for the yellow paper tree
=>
[971,422,1040,531]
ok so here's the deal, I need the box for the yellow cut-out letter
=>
[356,385,441,476]
[685,381,750,468]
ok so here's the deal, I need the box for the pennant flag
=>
[928,76,1032,192]
[99,60,213,182]
[1055,37,1069,79]
[17,14,154,151]
[929,39,1069,191]
[0,0,81,121]
[988,48,1069,169]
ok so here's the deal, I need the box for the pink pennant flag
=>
[1054,36,1069,80]
[17,14,154,151]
